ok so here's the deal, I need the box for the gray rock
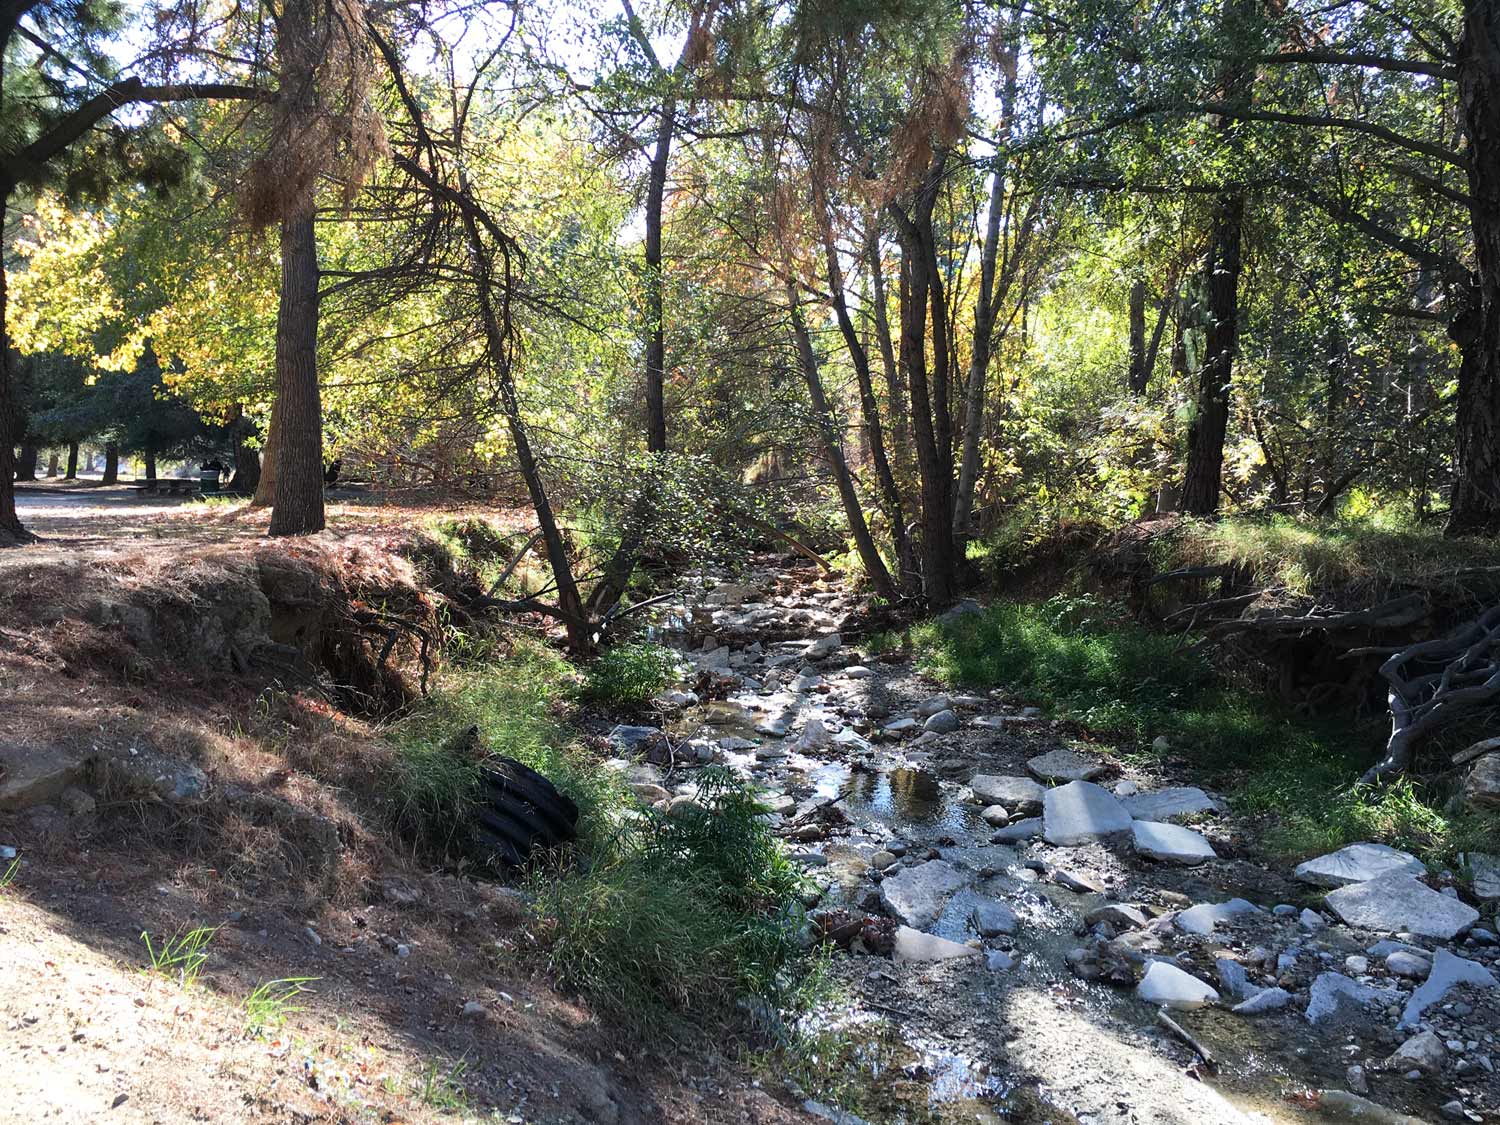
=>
[971,715,1008,731]
[970,774,1045,814]
[1233,987,1293,1014]
[0,743,90,811]
[805,633,842,660]
[980,804,1010,827]
[1386,954,1434,978]
[1175,898,1261,936]
[1215,956,1254,999]
[842,665,874,679]
[607,725,663,753]
[1300,907,1326,932]
[938,599,983,623]
[461,1000,486,1020]
[1385,1031,1447,1074]
[1346,1064,1370,1094]
[923,709,961,734]
[1465,752,1500,812]
[1131,820,1217,865]
[986,950,1016,971]
[1305,972,1400,1025]
[883,717,920,736]
[1399,949,1499,1028]
[991,818,1041,844]
[879,860,969,929]
[59,787,96,816]
[968,899,1020,937]
[1325,874,1480,939]
[1460,851,1500,901]
[1294,842,1427,888]
[892,926,981,963]
[1085,903,1149,931]
[1042,780,1133,846]
[1121,787,1222,823]
[870,850,897,871]
[1027,749,1107,783]
[917,694,953,717]
[1136,961,1219,1009]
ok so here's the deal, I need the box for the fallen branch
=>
[1156,1010,1216,1071]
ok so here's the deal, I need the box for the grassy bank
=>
[380,637,814,1037]
[895,596,1497,866]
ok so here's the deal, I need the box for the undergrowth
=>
[580,642,679,710]
[530,767,815,1037]
[385,641,818,1040]
[912,596,1497,866]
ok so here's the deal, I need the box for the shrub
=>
[532,768,810,1035]
[580,642,679,710]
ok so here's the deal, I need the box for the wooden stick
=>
[1156,1010,1216,1071]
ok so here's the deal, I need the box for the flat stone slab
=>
[1131,821,1216,866]
[970,774,1044,814]
[1233,987,1293,1014]
[1137,962,1219,1009]
[1121,787,1221,823]
[1293,843,1426,888]
[1027,749,1107,783]
[1324,874,1479,939]
[1305,971,1400,1025]
[1399,949,1499,1028]
[892,926,981,963]
[1176,898,1261,936]
[0,743,90,811]
[968,898,1019,937]
[1042,781,1132,846]
[879,860,970,929]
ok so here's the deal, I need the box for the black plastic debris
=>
[474,755,580,867]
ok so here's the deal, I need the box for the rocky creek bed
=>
[596,560,1500,1125]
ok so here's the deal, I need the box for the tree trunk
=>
[956,38,1019,539]
[866,223,910,477]
[642,95,674,455]
[45,449,58,478]
[64,442,78,480]
[251,400,280,506]
[0,188,28,544]
[1128,278,1149,395]
[1449,0,1500,535]
[268,208,325,535]
[1179,193,1243,515]
[815,194,911,590]
[230,413,261,494]
[102,443,120,485]
[144,449,157,483]
[15,443,38,482]
[782,271,897,600]
[889,155,959,603]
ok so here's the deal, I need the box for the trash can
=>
[199,465,221,493]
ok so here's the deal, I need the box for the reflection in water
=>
[844,767,981,834]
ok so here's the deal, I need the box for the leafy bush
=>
[532,768,810,1035]
[580,642,679,710]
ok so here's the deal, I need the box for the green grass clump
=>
[383,640,621,860]
[579,642,679,710]
[241,977,318,1038]
[914,597,1484,866]
[141,926,216,989]
[532,767,811,1036]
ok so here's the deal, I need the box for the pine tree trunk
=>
[103,443,120,485]
[64,442,78,480]
[1449,0,1500,535]
[45,450,58,477]
[268,208,325,535]
[15,443,38,482]
[0,188,27,544]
